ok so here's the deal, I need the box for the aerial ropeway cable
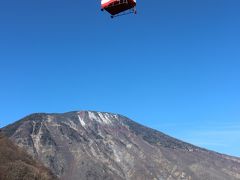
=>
[101,0,137,18]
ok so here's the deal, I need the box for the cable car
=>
[101,0,137,18]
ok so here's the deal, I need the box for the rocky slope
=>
[2,111,240,180]
[0,132,57,180]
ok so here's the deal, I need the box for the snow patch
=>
[30,121,43,155]
[78,115,86,127]
[88,112,103,124]
[87,111,118,125]
[98,113,112,124]
[67,120,79,131]
[88,111,97,120]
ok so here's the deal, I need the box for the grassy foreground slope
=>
[0,132,57,180]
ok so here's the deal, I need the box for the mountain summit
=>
[2,111,240,180]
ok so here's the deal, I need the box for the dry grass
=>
[0,133,57,180]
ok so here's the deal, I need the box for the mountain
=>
[2,111,240,180]
[0,131,57,180]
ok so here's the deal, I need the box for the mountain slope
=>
[0,132,57,180]
[2,111,240,180]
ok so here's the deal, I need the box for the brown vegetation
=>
[0,133,57,180]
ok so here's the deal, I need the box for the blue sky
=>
[0,0,240,157]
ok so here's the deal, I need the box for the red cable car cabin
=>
[101,0,136,16]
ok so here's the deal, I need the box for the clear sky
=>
[0,0,240,157]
